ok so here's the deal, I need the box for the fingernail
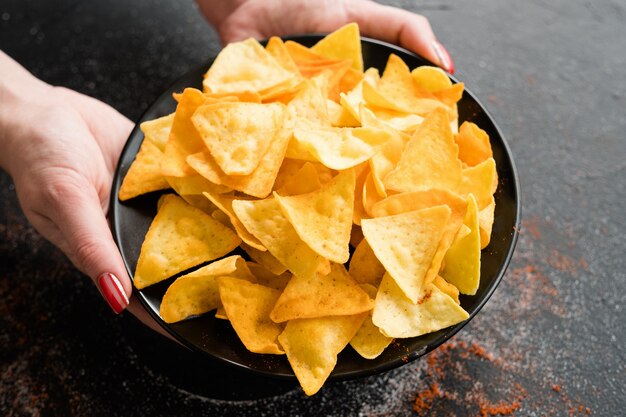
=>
[97,273,129,314]
[432,40,455,74]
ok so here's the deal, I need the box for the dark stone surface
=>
[1,0,624,415]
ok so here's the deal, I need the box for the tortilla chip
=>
[119,140,170,201]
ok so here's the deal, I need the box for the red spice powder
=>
[417,290,432,305]
[552,384,561,393]
[412,382,441,412]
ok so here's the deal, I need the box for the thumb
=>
[349,0,455,73]
[53,180,132,314]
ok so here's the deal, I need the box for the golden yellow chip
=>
[455,121,493,166]
[140,113,175,151]
[442,193,481,294]
[411,66,452,93]
[161,88,208,177]
[186,125,291,198]
[278,314,367,396]
[433,276,460,305]
[479,196,495,248]
[159,255,254,323]
[459,157,498,209]
[372,273,469,338]
[265,36,302,76]
[217,277,285,355]
[192,102,285,175]
[311,23,363,72]
[134,195,241,289]
[384,108,462,193]
[232,197,323,278]
[348,238,385,286]
[240,242,288,275]
[285,80,331,127]
[118,140,170,201]
[202,191,265,251]
[203,38,297,97]
[350,284,393,359]
[361,205,451,303]
[270,262,373,323]
[165,174,231,196]
[274,169,355,263]
[292,121,390,170]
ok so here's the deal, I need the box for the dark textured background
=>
[1,0,624,416]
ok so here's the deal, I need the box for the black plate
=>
[111,36,521,381]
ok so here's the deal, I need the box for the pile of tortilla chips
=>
[119,23,498,396]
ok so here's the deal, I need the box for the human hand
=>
[0,52,167,331]
[197,0,454,73]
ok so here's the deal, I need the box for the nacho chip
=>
[411,66,452,93]
[361,205,451,302]
[348,238,385,286]
[203,38,297,97]
[161,88,208,177]
[232,197,323,278]
[274,162,323,196]
[350,284,393,359]
[372,273,469,338]
[459,157,498,208]
[433,275,460,304]
[186,125,291,198]
[311,23,363,72]
[134,195,241,289]
[270,262,373,323]
[160,255,254,323]
[478,196,495,248]
[455,122,493,166]
[217,277,285,354]
[384,108,462,193]
[275,169,355,263]
[292,121,390,170]
[279,314,367,396]
[266,36,302,76]
[118,140,170,201]
[442,194,481,294]
[140,113,175,151]
[192,102,285,175]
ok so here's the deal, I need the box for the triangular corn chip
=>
[455,121,493,167]
[433,275,460,304]
[350,284,393,359]
[411,66,452,93]
[384,108,462,193]
[278,314,367,396]
[160,255,255,323]
[442,193,481,294]
[372,273,469,338]
[161,88,208,177]
[478,196,495,248]
[134,195,241,289]
[140,113,175,151]
[217,277,285,354]
[118,140,170,201]
[275,169,355,263]
[246,262,291,291]
[203,38,297,97]
[192,102,285,175]
[186,126,291,198]
[361,205,451,302]
[348,238,385,285]
[458,157,498,208]
[232,197,323,278]
[311,23,363,72]
[240,242,288,275]
[270,262,373,323]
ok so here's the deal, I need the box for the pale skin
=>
[0,0,453,335]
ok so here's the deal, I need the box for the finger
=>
[349,0,455,73]
[46,175,132,314]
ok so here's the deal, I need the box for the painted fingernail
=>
[432,40,455,74]
[97,272,129,314]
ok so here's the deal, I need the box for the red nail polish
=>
[97,273,129,314]
[432,40,455,74]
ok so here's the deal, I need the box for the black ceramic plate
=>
[111,36,521,381]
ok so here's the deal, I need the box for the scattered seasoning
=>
[417,290,432,305]
[552,384,561,393]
